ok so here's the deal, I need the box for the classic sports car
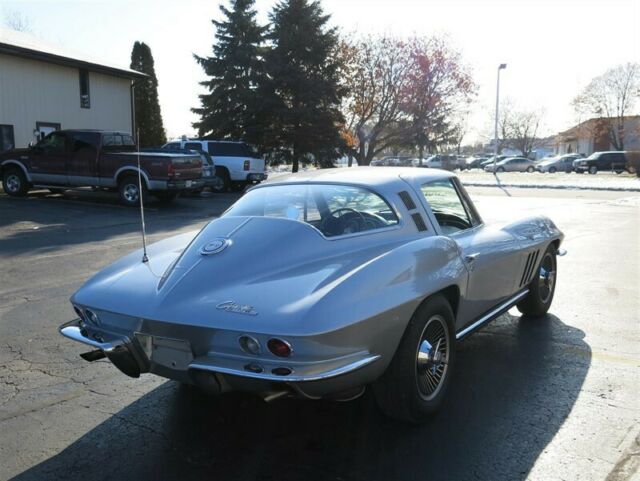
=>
[60,168,564,423]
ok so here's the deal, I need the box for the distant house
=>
[555,116,640,156]
[0,27,145,151]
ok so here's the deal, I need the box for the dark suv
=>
[573,151,627,174]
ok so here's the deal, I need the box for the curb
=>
[462,182,640,193]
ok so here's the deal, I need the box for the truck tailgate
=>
[170,155,202,180]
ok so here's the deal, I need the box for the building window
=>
[79,69,90,108]
[0,125,15,152]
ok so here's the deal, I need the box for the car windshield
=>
[224,183,399,237]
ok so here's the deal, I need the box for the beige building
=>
[556,116,640,156]
[0,27,144,151]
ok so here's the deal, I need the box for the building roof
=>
[558,115,640,139]
[0,27,146,79]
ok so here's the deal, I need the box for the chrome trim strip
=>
[59,320,125,353]
[455,289,530,340]
[189,354,381,383]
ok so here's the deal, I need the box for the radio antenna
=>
[136,129,149,263]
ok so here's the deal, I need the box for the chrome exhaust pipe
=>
[260,390,290,403]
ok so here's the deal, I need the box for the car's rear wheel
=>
[2,168,29,197]
[373,294,455,424]
[118,175,147,207]
[548,167,557,173]
[588,165,598,174]
[211,168,230,193]
[517,244,557,317]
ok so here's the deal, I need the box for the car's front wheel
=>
[517,244,557,317]
[497,166,505,173]
[373,294,455,424]
[526,166,535,173]
[548,167,557,173]
[588,165,598,174]
[2,168,30,197]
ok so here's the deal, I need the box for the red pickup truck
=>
[0,130,204,205]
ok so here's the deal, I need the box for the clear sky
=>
[2,0,639,143]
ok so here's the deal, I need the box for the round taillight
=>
[239,335,261,355]
[267,338,292,358]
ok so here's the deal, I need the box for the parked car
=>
[536,154,583,173]
[60,167,564,423]
[573,151,627,174]
[141,148,225,193]
[484,156,537,173]
[480,155,507,167]
[423,154,458,170]
[0,130,204,206]
[464,156,488,170]
[163,139,266,190]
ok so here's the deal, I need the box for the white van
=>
[163,139,266,191]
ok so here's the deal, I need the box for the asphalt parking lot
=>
[0,186,638,481]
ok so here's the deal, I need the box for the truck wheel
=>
[211,169,230,193]
[517,244,557,317]
[373,294,455,424]
[2,168,29,197]
[118,175,147,207]
[588,165,597,175]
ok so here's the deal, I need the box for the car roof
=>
[264,167,455,190]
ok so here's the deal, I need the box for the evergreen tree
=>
[264,0,345,172]
[193,0,266,144]
[130,42,166,147]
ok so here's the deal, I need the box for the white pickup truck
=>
[162,139,267,192]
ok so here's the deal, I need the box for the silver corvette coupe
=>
[60,168,564,423]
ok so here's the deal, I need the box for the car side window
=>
[420,179,473,234]
[38,132,67,153]
[184,142,203,151]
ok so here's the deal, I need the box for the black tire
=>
[526,166,535,173]
[2,168,30,197]
[548,167,557,174]
[155,191,178,203]
[588,165,597,175]
[576,170,584,174]
[373,294,455,424]
[497,166,505,173]
[118,175,147,207]
[211,168,230,193]
[517,244,557,317]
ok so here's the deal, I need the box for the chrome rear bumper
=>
[59,319,381,393]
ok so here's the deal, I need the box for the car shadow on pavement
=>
[13,312,590,481]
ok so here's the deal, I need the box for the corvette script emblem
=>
[216,301,258,316]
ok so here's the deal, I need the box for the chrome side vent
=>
[398,191,417,211]
[411,213,428,232]
[520,250,540,287]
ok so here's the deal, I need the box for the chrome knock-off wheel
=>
[538,253,556,304]
[416,315,450,401]
[5,174,21,193]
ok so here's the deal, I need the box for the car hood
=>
[0,148,29,160]
[72,216,403,333]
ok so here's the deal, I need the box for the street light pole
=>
[492,63,507,176]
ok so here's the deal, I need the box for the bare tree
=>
[495,100,544,157]
[3,10,32,33]
[402,36,476,163]
[340,36,411,165]
[573,63,640,150]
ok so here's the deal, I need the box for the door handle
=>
[464,253,480,263]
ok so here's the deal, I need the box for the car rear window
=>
[224,184,399,238]
[207,142,257,157]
